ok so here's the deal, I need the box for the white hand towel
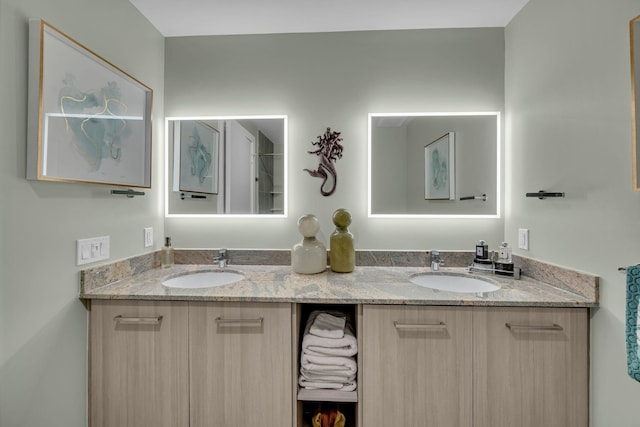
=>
[302,328,357,357]
[300,368,356,383]
[308,311,347,339]
[300,353,357,376]
[299,377,357,392]
[302,311,357,356]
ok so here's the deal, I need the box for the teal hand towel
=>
[626,265,640,382]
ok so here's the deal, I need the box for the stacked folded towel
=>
[299,311,358,392]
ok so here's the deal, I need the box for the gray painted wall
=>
[505,0,640,425]
[0,0,164,426]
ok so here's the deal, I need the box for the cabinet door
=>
[473,307,589,427]
[361,305,473,427]
[89,300,189,427]
[189,302,292,427]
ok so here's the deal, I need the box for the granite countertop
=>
[80,263,597,307]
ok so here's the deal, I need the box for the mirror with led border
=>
[166,116,287,216]
[368,112,500,218]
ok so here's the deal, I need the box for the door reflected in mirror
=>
[368,112,500,217]
[166,116,287,216]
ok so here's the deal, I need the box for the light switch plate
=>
[77,236,110,266]
[518,228,529,250]
[144,227,153,248]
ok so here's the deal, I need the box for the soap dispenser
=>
[161,237,175,268]
[495,242,514,276]
[474,240,492,265]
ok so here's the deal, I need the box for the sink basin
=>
[409,273,500,294]
[163,271,244,289]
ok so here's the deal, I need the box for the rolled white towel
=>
[300,353,357,376]
[308,311,347,339]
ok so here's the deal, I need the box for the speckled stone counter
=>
[80,263,598,307]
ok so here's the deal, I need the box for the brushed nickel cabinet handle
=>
[505,322,563,331]
[394,321,446,330]
[215,317,264,327]
[114,315,163,325]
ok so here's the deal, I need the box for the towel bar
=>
[460,194,487,201]
[180,192,207,200]
[525,190,565,199]
[111,189,145,198]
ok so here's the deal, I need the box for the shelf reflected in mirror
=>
[368,112,500,218]
[165,116,287,216]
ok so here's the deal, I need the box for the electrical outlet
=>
[144,227,153,248]
[518,228,529,250]
[77,236,110,266]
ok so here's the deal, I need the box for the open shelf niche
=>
[293,303,361,427]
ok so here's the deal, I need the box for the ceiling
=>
[129,0,529,38]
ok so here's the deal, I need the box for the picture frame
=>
[27,19,153,188]
[424,132,455,200]
[176,120,219,195]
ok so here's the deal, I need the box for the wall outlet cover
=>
[518,228,529,250]
[77,236,110,266]
[144,227,153,248]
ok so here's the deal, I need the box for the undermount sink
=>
[409,273,500,294]
[162,270,244,289]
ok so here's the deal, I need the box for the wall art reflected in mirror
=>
[166,116,287,216]
[368,112,500,217]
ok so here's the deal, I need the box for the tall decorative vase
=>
[330,208,355,273]
[292,214,327,274]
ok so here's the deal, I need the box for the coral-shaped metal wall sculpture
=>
[304,127,344,196]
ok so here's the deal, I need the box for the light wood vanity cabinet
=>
[89,301,588,427]
[473,307,589,427]
[189,302,292,427]
[90,301,291,427]
[89,300,189,427]
[360,305,589,427]
[361,305,473,427]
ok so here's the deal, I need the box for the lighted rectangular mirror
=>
[166,115,287,216]
[368,112,500,218]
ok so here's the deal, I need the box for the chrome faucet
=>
[431,251,445,271]
[213,249,228,268]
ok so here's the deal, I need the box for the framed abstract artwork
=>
[176,120,219,194]
[424,132,455,200]
[27,19,153,188]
